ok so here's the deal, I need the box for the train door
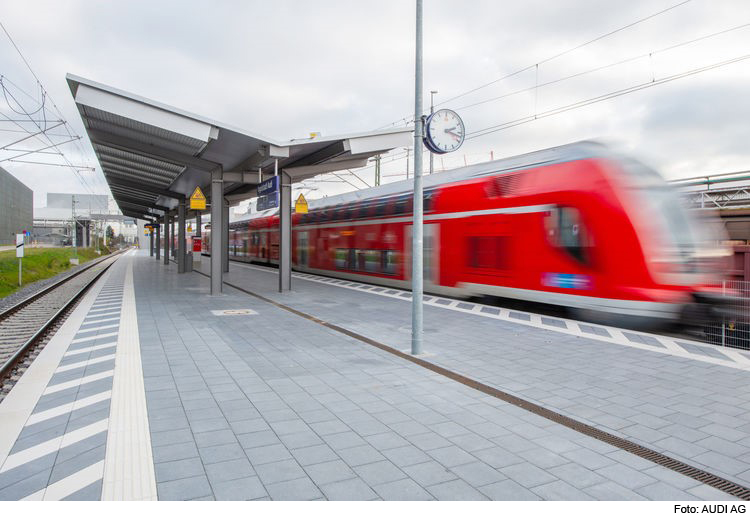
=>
[297,230,308,268]
[405,223,439,289]
[464,219,511,280]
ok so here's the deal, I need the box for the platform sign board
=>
[16,233,24,258]
[257,175,278,196]
[295,194,308,214]
[257,192,278,211]
[16,233,23,287]
[190,186,206,210]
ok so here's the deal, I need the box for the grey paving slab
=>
[427,479,489,500]
[62,479,103,501]
[320,477,379,500]
[49,444,105,484]
[157,475,213,501]
[155,457,205,483]
[304,460,357,486]
[353,459,407,487]
[255,459,307,485]
[498,462,557,489]
[265,476,323,500]
[129,253,749,501]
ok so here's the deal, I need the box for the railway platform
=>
[0,249,748,500]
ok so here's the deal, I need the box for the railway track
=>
[0,250,124,400]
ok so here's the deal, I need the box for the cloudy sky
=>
[1,0,748,208]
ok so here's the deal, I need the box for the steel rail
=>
[0,252,122,382]
[0,249,126,322]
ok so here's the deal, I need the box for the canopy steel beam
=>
[106,175,184,199]
[89,129,219,172]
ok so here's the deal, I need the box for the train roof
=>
[232,140,608,223]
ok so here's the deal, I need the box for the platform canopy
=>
[66,74,412,221]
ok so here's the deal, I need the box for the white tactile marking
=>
[91,299,122,306]
[55,354,116,374]
[39,460,105,500]
[102,254,157,500]
[26,390,112,426]
[79,317,120,326]
[70,331,119,344]
[83,310,121,319]
[64,341,118,356]
[42,370,114,395]
[73,323,120,334]
[88,305,121,313]
[0,419,108,472]
[231,260,750,372]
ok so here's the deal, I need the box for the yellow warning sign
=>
[190,186,206,210]
[187,225,193,233]
[295,194,308,214]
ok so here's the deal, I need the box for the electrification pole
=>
[412,0,424,356]
[429,90,437,174]
[71,196,78,260]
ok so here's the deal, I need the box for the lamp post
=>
[411,0,424,356]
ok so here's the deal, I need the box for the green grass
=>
[0,247,110,299]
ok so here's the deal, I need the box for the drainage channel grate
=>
[197,271,750,501]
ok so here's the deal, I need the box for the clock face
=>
[424,109,465,154]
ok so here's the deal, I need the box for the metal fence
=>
[701,280,750,349]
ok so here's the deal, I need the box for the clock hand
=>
[444,126,456,133]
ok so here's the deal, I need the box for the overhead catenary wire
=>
[0,20,104,194]
[375,0,694,130]
[439,0,694,108]
[466,53,750,140]
[452,22,750,114]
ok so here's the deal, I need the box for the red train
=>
[204,141,730,325]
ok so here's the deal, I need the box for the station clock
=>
[423,109,465,154]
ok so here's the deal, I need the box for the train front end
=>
[613,157,735,327]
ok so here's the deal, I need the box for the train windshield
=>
[619,157,702,262]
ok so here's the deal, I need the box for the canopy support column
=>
[178,200,186,273]
[211,170,223,295]
[279,170,292,292]
[149,229,154,257]
[164,212,170,265]
[155,223,161,259]
[222,200,229,273]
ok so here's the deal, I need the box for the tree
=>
[105,225,114,243]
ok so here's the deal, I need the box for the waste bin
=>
[185,251,193,272]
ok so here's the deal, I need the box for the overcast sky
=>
[1,0,748,208]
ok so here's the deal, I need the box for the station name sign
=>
[257,192,278,211]
[257,175,278,196]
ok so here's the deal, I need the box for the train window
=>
[394,195,410,215]
[468,236,509,269]
[545,207,592,264]
[382,250,397,275]
[423,190,434,211]
[334,249,347,269]
[375,199,387,217]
